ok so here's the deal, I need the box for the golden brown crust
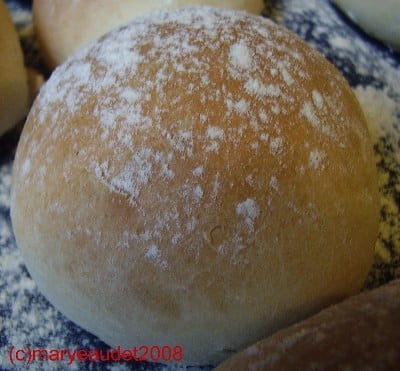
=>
[0,0,28,137]
[12,7,379,365]
[216,279,400,370]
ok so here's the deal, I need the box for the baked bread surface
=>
[11,6,379,365]
[0,0,28,137]
[33,0,265,69]
[216,279,400,370]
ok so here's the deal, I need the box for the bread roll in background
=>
[0,0,28,138]
[33,0,265,69]
[11,7,379,365]
[333,0,400,50]
[216,279,400,370]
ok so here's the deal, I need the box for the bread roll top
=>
[33,0,265,69]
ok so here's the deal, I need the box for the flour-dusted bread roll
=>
[0,0,28,138]
[216,279,400,370]
[11,7,379,366]
[33,0,265,69]
[333,0,400,50]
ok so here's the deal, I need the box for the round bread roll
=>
[33,0,265,69]
[216,279,400,370]
[11,7,379,366]
[0,0,28,138]
[333,0,400,50]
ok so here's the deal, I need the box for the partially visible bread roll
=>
[333,0,400,50]
[33,0,265,69]
[216,279,400,370]
[11,7,379,366]
[0,0,28,137]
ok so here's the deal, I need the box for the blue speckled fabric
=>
[1,0,399,370]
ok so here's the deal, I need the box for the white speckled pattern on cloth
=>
[0,0,399,370]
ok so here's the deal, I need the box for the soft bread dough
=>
[33,0,265,69]
[11,7,379,366]
[216,279,400,370]
[0,0,28,137]
[333,0,400,50]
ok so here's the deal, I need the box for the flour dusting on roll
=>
[33,0,265,69]
[11,7,379,365]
